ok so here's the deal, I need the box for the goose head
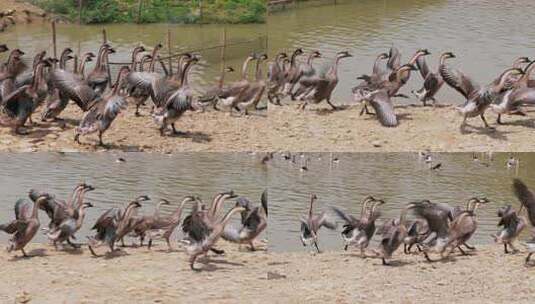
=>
[377,52,389,60]
[311,50,321,59]
[336,51,352,59]
[293,48,304,56]
[135,195,151,203]
[83,202,94,209]
[224,66,235,73]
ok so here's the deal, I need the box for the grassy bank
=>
[28,0,266,24]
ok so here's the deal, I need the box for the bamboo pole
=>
[137,0,142,24]
[51,21,57,60]
[167,29,173,76]
[78,0,82,24]
[102,29,112,86]
[220,27,226,73]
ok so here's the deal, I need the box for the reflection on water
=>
[268,0,535,105]
[0,153,267,243]
[269,152,532,252]
[1,22,267,95]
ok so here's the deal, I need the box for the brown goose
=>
[152,56,200,136]
[47,201,94,250]
[441,63,524,129]
[40,48,76,121]
[216,54,257,111]
[130,199,171,246]
[412,52,455,106]
[198,66,235,109]
[296,51,352,110]
[74,65,131,146]
[291,50,322,100]
[186,205,245,271]
[87,196,150,256]
[352,52,389,103]
[378,202,417,265]
[14,50,47,89]
[360,64,418,127]
[235,53,268,115]
[87,44,115,95]
[0,59,50,134]
[267,52,288,105]
[282,48,304,96]
[332,196,384,256]
[1,48,26,101]
[511,178,535,264]
[0,193,50,257]
[300,194,337,253]
[143,196,196,250]
[221,190,268,251]
[493,204,526,254]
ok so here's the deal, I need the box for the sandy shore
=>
[267,245,535,303]
[269,103,535,152]
[2,243,534,303]
[0,242,269,304]
[0,105,268,152]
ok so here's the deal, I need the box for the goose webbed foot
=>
[423,251,434,262]
[480,114,495,130]
[88,245,100,257]
[326,100,338,111]
[67,239,81,249]
[393,93,409,99]
[382,258,389,266]
[21,248,29,257]
[463,243,475,250]
[457,246,467,255]
[74,134,81,145]
[210,248,225,255]
[496,114,504,125]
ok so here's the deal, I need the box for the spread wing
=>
[439,65,480,99]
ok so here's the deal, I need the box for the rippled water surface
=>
[0,153,267,243]
[268,0,535,105]
[269,152,534,252]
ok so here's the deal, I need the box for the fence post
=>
[220,27,227,73]
[199,0,203,23]
[51,21,57,60]
[102,28,112,86]
[167,29,173,75]
[78,0,82,24]
[137,0,142,24]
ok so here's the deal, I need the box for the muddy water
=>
[1,22,267,95]
[0,152,268,243]
[269,152,533,252]
[267,0,535,105]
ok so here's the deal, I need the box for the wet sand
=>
[0,105,268,152]
[0,242,269,304]
[269,103,535,152]
[2,243,534,303]
[267,245,535,303]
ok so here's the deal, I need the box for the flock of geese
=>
[268,47,535,129]
[300,178,535,266]
[0,43,269,145]
[0,185,267,271]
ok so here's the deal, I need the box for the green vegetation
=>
[28,0,266,24]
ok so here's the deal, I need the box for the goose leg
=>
[74,134,81,144]
[166,237,172,251]
[504,243,509,254]
[190,254,201,271]
[88,245,100,257]
[457,246,467,255]
[344,244,348,251]
[382,258,389,266]
[135,105,141,117]
[526,252,533,265]
[326,98,338,110]
[313,241,321,253]
[480,114,494,129]
[171,123,178,134]
[97,131,105,146]
[21,248,29,257]
[423,251,434,262]
[148,239,153,250]
[67,239,81,249]
[404,244,408,254]
[496,114,503,125]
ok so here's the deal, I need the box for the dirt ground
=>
[0,242,269,304]
[0,105,269,152]
[269,103,535,152]
[0,0,48,21]
[266,245,535,303]
[2,243,534,303]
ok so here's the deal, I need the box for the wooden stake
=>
[78,0,82,25]
[102,28,112,86]
[51,21,57,60]
[220,27,227,73]
[137,0,142,24]
[167,29,173,75]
